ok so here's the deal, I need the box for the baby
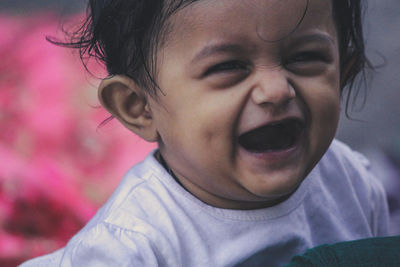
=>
[21,0,389,266]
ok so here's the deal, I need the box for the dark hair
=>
[52,0,369,109]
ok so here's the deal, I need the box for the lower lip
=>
[238,133,304,166]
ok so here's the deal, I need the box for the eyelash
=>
[286,51,328,64]
[204,60,249,76]
[203,51,329,78]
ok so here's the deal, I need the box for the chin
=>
[244,170,305,201]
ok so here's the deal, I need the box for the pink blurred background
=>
[0,13,155,266]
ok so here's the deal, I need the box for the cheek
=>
[155,91,237,151]
[299,68,341,124]
[298,73,341,148]
[307,88,340,151]
[195,98,239,158]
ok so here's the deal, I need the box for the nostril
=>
[251,83,296,106]
[288,84,296,98]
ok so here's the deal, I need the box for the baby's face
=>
[150,0,340,209]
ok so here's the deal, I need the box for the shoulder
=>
[64,221,170,266]
[320,139,378,189]
[93,151,184,240]
[318,139,385,195]
[20,222,168,266]
[323,139,371,170]
[19,249,65,267]
[315,139,389,235]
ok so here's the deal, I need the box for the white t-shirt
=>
[20,139,389,267]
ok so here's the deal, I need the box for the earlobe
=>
[98,75,158,142]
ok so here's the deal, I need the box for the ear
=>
[98,75,158,142]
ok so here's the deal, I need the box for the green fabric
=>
[285,236,400,267]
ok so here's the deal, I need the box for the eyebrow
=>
[289,33,336,47]
[191,33,335,63]
[191,43,246,64]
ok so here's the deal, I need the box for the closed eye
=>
[286,51,328,64]
[204,60,249,76]
[284,50,333,75]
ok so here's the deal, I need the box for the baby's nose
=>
[251,69,296,107]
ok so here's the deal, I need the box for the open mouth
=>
[238,118,304,153]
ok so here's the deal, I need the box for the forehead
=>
[165,0,336,47]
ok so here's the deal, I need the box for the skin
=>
[100,0,341,210]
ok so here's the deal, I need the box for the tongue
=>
[238,120,301,152]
